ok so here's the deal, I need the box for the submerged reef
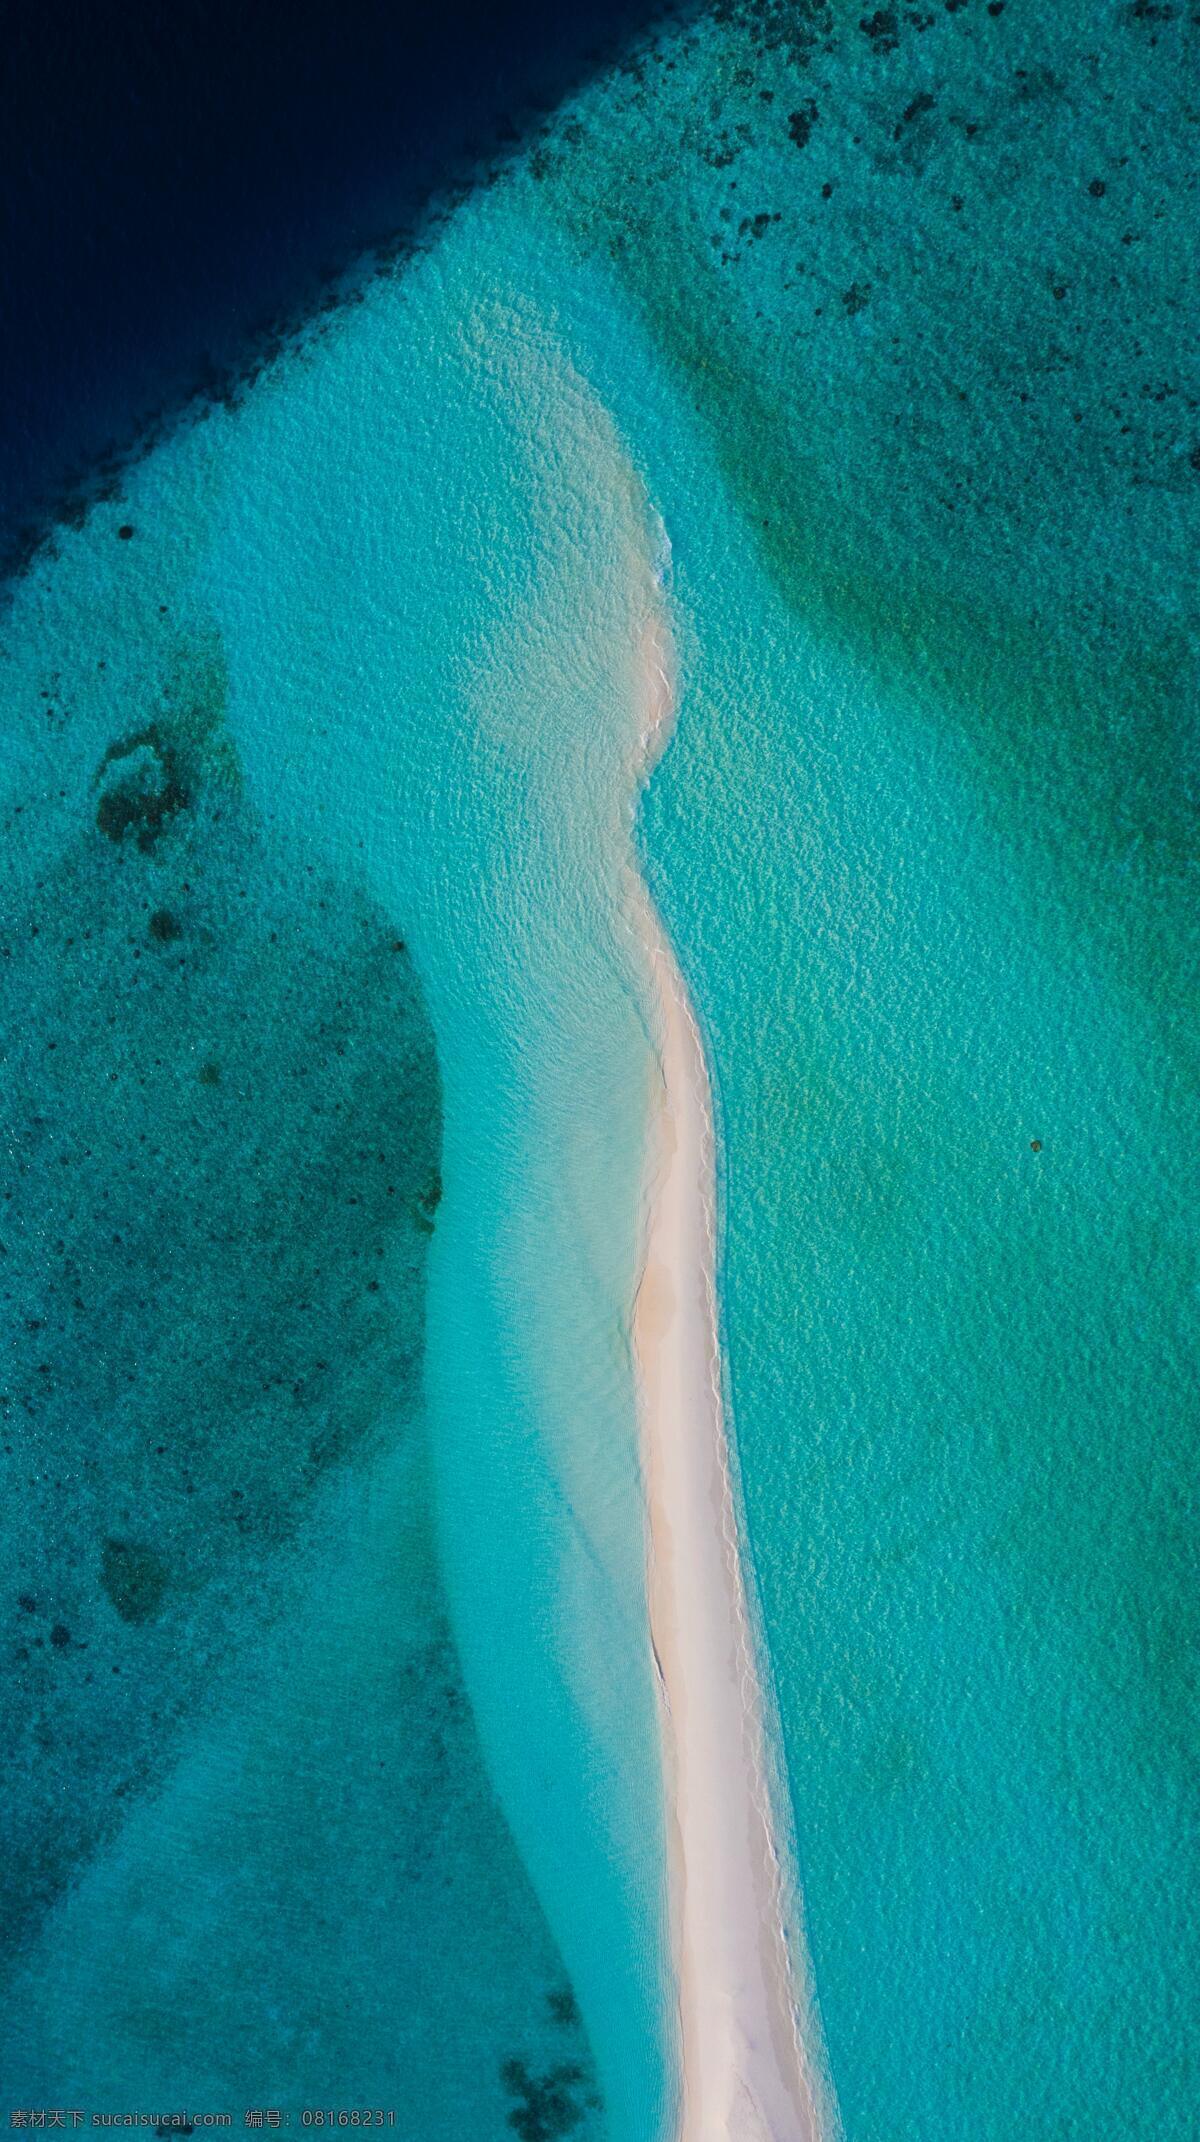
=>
[0,0,1194,2128]
[0,608,441,1945]
[0,550,606,2125]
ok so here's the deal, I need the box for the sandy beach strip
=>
[628,617,829,2142]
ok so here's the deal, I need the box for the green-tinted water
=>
[526,2,1200,2133]
[3,1,1196,2134]
[1,209,670,2135]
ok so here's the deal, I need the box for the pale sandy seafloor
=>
[628,615,835,2142]
[2,0,1196,2132]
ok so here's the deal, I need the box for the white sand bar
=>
[629,620,830,2142]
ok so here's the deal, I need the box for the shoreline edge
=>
[627,608,833,2142]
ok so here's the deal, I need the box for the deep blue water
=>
[0,0,672,573]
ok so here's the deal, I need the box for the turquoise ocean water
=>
[2,205,674,2137]
[3,1,1197,2136]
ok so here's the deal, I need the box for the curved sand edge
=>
[626,613,833,2142]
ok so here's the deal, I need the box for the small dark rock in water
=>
[17,1593,37,1614]
[148,908,182,942]
[117,524,135,541]
[198,1059,221,1086]
[546,1986,581,2028]
[843,280,872,315]
[788,100,819,149]
[1030,1139,1043,1152]
[50,1623,71,1649]
[100,1538,168,1624]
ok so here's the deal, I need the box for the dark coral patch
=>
[500,2059,590,2142]
[895,89,936,138]
[100,1539,169,1625]
[410,1164,443,1236]
[95,726,190,852]
[788,99,819,148]
[860,9,900,52]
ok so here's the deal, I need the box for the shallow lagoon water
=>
[1,204,672,2134]
[3,0,1198,2134]
[531,3,1200,2134]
